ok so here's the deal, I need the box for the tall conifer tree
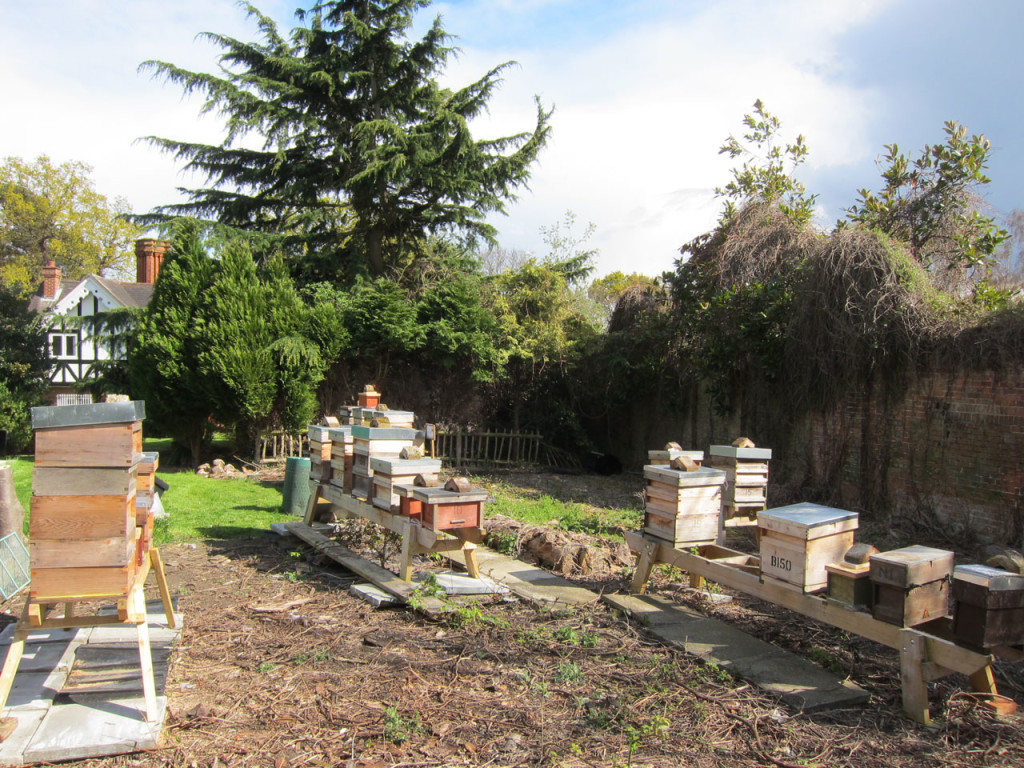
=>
[140,0,551,281]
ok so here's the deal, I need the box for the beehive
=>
[409,485,488,531]
[308,424,333,483]
[351,426,423,499]
[952,564,1024,648]
[642,465,726,546]
[646,445,704,467]
[326,426,354,493]
[369,456,442,511]
[758,503,858,592]
[358,385,381,408]
[361,409,415,428]
[870,545,953,627]
[707,444,772,527]
[29,401,145,601]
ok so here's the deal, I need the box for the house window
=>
[49,333,77,360]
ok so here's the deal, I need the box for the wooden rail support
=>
[625,531,1013,725]
[317,482,484,583]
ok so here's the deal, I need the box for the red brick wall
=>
[795,368,1024,545]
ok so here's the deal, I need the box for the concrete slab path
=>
[0,601,182,766]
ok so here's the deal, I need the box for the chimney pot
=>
[42,261,61,299]
[135,238,170,284]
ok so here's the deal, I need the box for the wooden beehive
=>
[707,444,772,527]
[351,425,423,500]
[358,385,381,408]
[362,409,415,428]
[758,503,858,593]
[326,426,354,493]
[642,465,725,546]
[395,483,425,520]
[952,564,1024,648]
[409,485,488,532]
[825,562,873,608]
[646,445,704,467]
[307,424,334,483]
[29,401,146,601]
[369,456,441,511]
[870,545,953,627]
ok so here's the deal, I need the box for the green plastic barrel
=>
[281,456,311,516]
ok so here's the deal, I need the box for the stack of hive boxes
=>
[371,454,441,512]
[328,426,354,494]
[642,462,726,547]
[29,401,145,601]
[135,450,159,567]
[308,425,333,484]
[708,441,772,527]
[351,425,424,500]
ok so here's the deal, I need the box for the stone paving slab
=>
[605,593,869,713]
[0,605,183,766]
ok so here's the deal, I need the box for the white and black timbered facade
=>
[30,240,167,403]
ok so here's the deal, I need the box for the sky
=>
[1,0,1022,278]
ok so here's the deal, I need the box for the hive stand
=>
[0,546,174,734]
[303,479,482,582]
[627,531,1021,725]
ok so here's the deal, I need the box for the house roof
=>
[30,274,155,317]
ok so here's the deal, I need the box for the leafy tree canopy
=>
[847,121,1008,277]
[0,285,50,451]
[716,99,816,227]
[139,0,552,283]
[0,156,141,296]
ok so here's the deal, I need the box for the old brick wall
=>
[600,364,1024,546]
[791,367,1024,546]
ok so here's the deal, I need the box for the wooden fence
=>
[259,431,308,461]
[433,429,543,469]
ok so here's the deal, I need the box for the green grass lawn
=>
[6,444,635,546]
[5,451,298,544]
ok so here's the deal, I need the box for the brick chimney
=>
[135,238,170,284]
[42,261,61,299]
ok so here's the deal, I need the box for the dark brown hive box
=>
[870,545,953,627]
[952,564,1024,649]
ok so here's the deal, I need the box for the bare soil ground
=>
[6,470,1024,767]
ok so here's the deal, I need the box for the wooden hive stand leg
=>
[150,548,176,628]
[462,541,480,579]
[399,520,418,583]
[134,586,159,723]
[0,601,31,739]
[630,539,659,595]
[899,628,931,725]
[302,480,323,526]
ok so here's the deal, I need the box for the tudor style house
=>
[29,239,170,404]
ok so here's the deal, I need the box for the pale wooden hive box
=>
[952,564,1024,648]
[326,426,354,492]
[307,425,334,483]
[361,408,415,428]
[350,425,422,498]
[758,503,858,593]
[708,444,772,526]
[642,465,726,547]
[646,449,704,466]
[369,457,442,511]
[870,545,954,627]
[29,401,147,601]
